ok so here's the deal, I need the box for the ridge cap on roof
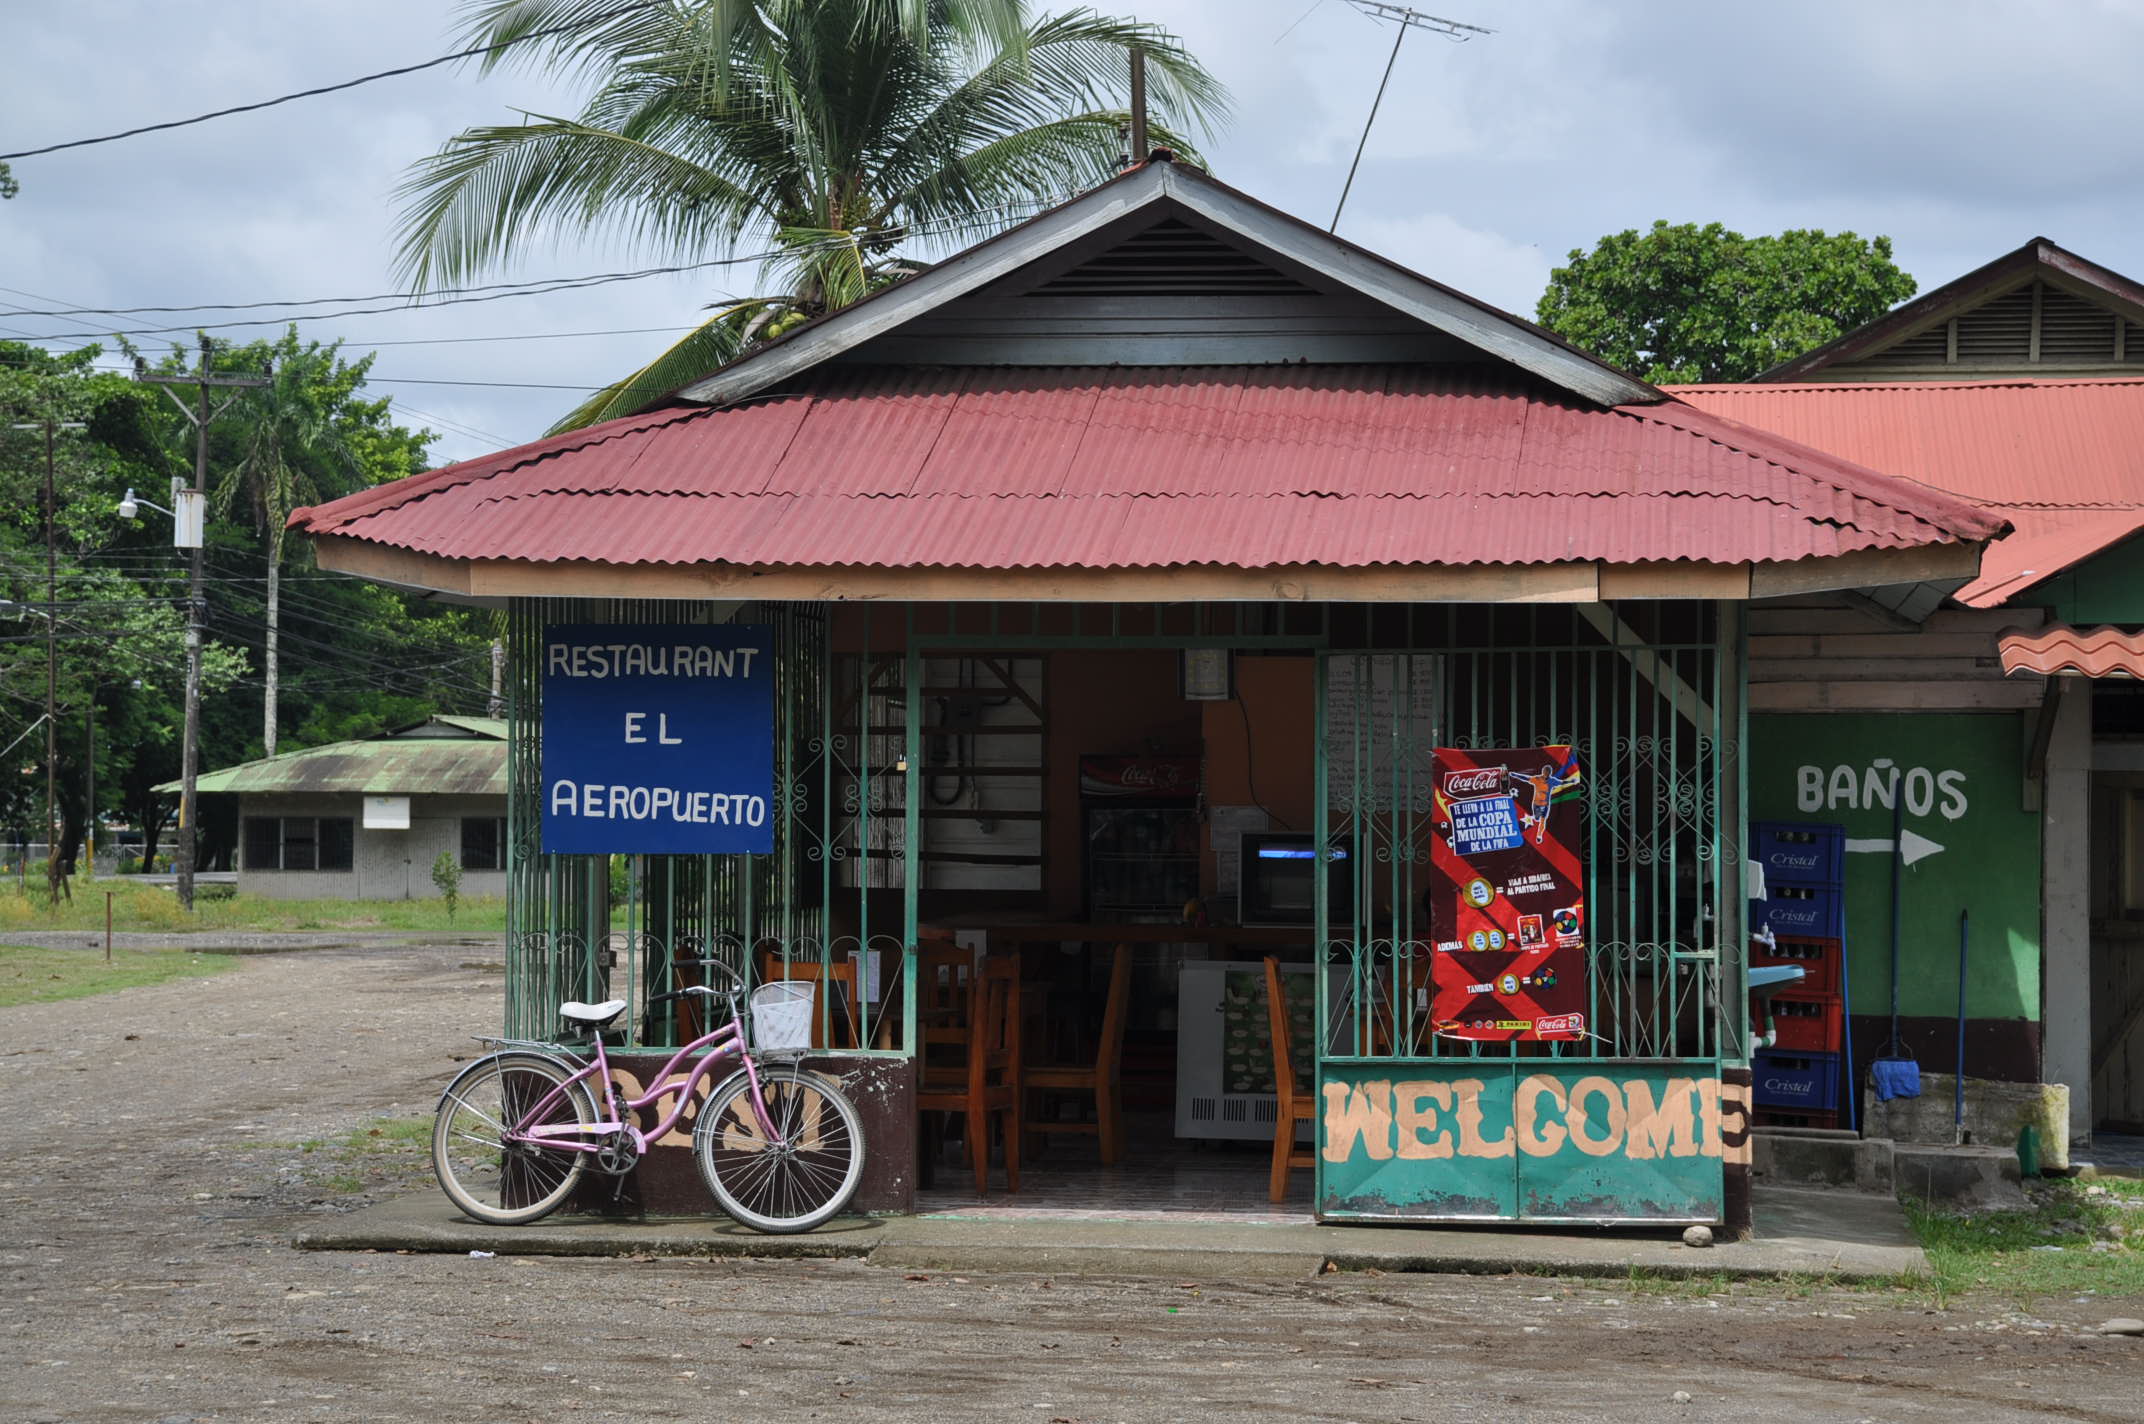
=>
[1675,374,2144,395]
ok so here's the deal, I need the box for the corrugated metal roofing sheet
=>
[1673,377,2144,508]
[166,727,506,797]
[294,367,1999,570]
[2000,624,2144,678]
[1673,377,2144,605]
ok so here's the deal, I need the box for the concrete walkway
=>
[7,929,500,954]
[296,1183,1925,1283]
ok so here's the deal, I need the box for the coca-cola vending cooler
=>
[1080,755,1201,922]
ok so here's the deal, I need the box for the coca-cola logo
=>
[1443,767,1504,796]
[1533,1012,1584,1035]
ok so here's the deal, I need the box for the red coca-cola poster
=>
[1427,746,1587,1042]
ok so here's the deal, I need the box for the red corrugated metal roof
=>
[294,367,1999,571]
[2001,624,2144,678]
[1673,377,2144,605]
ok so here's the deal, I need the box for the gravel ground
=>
[4,943,2142,1424]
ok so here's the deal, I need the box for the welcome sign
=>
[541,624,775,855]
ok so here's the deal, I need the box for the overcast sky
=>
[7,0,2143,466]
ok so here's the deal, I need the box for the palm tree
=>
[217,335,371,756]
[397,0,1226,429]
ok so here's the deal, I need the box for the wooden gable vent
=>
[1858,279,2144,372]
[1027,218,1320,298]
[853,216,1470,367]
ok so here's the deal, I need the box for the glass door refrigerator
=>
[1079,754,1202,922]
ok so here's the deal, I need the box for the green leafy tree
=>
[397,0,1227,430]
[0,161,18,200]
[1535,221,1917,385]
[1,338,497,881]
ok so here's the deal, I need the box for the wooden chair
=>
[916,952,1022,1195]
[1022,943,1131,1164]
[1264,956,1318,1204]
[755,951,862,1050]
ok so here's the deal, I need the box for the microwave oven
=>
[1239,831,1352,927]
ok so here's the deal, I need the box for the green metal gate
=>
[1313,603,1744,1223]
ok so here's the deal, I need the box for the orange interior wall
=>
[1199,655,1316,891]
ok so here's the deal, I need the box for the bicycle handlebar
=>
[673,957,746,992]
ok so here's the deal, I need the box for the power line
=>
[0,1,659,162]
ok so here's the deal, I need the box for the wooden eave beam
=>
[311,534,1989,607]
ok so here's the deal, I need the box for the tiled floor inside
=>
[2082,1132,2144,1173]
[914,1112,1315,1224]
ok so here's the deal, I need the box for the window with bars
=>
[461,816,508,871]
[243,817,354,871]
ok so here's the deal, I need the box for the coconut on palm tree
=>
[397,0,1227,430]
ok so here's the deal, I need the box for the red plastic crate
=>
[1755,1108,1843,1131]
[1763,992,1843,1053]
[1752,935,1841,996]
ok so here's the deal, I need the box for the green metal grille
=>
[1315,602,1746,1070]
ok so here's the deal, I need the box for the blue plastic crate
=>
[1750,821,1844,887]
[1752,882,1845,939]
[1754,1048,1841,1111]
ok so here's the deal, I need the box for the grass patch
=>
[298,1114,435,1194]
[0,943,237,1006]
[1905,1180,2144,1304]
[0,880,506,935]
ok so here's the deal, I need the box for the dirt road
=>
[3,944,2140,1423]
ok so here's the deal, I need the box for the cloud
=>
[1338,212,1553,317]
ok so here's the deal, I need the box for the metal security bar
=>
[1316,603,1743,1069]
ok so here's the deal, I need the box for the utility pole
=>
[1327,2,1493,234]
[1128,48,1148,165]
[8,418,84,903]
[133,336,266,910]
[488,639,505,718]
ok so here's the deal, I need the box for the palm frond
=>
[393,115,762,290]
[547,300,771,431]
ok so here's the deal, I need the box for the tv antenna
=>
[1327,1,1493,233]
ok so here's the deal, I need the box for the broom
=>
[1869,795,1921,1103]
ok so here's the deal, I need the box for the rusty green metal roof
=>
[159,717,506,797]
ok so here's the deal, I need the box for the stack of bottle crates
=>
[1748,822,1846,1128]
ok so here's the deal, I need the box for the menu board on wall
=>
[1425,745,1588,1042]
[1324,655,1439,812]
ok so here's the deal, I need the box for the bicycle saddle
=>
[559,999,628,1027]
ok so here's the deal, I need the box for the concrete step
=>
[1754,1129,2028,1208]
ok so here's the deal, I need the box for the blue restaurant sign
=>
[540,623,775,855]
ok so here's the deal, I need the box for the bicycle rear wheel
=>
[694,1064,865,1233]
[433,1052,595,1225]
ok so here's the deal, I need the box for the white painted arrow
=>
[1844,828,1946,866]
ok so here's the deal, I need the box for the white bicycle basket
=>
[750,980,815,1052]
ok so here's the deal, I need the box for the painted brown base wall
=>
[567,1054,916,1218]
[1843,1015,2042,1087]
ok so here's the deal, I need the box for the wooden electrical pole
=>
[8,417,83,903]
[133,336,266,910]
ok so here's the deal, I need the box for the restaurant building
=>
[291,156,2000,1229]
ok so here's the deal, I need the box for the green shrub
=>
[430,850,463,919]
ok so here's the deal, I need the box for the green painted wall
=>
[2030,532,2144,624]
[1748,713,2040,1022]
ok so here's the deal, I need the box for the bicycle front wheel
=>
[694,1064,866,1233]
[433,1052,594,1225]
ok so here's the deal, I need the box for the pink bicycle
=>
[430,958,865,1233]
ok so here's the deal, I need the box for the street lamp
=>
[118,478,207,909]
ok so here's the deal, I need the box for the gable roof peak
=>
[670,160,1661,412]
